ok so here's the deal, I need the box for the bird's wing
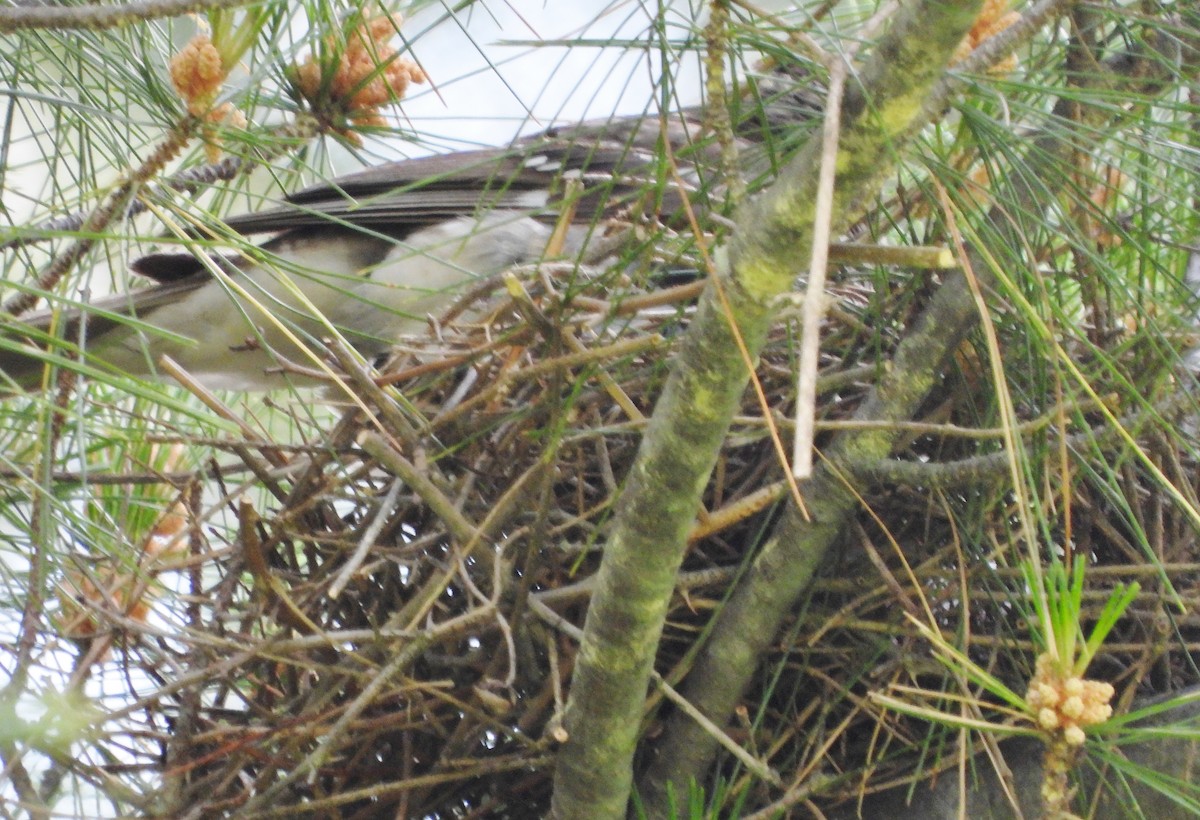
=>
[219,122,704,237]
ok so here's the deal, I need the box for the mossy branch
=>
[550,1,987,817]
[638,3,1194,811]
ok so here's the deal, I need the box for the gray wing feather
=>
[220,126,699,237]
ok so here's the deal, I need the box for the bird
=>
[0,117,712,393]
[0,65,823,393]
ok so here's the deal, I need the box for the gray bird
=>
[0,65,823,393]
[0,117,708,392]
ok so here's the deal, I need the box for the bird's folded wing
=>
[219,124,703,237]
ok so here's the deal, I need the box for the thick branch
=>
[549,2,985,818]
[639,6,1193,812]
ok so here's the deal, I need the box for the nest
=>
[49,233,1200,819]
